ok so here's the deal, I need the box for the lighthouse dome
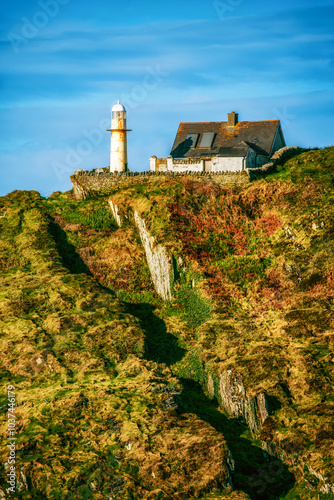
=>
[112,100,126,112]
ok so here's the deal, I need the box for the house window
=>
[199,132,215,148]
[185,133,199,148]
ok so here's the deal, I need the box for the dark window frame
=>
[198,132,216,149]
[185,133,199,149]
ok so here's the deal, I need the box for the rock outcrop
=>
[218,370,268,433]
[308,466,334,495]
[134,211,172,301]
[108,200,123,228]
[107,201,173,301]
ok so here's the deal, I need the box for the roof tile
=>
[171,120,281,158]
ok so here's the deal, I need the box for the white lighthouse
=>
[107,101,131,172]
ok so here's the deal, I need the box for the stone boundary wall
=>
[71,170,251,200]
[248,146,308,179]
[71,146,308,199]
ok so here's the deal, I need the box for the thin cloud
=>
[1,3,334,196]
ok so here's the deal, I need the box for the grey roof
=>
[170,120,282,159]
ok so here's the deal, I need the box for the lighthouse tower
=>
[107,101,131,172]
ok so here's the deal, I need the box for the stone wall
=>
[71,146,308,200]
[71,170,252,200]
[248,146,308,179]
[166,159,205,172]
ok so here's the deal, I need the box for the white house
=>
[150,112,286,173]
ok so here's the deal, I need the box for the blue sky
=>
[1,0,334,196]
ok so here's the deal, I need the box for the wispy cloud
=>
[1,3,334,196]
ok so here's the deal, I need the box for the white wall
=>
[150,156,156,171]
[211,157,244,172]
[169,160,204,172]
[151,155,249,173]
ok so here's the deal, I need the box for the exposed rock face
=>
[106,201,172,301]
[207,373,215,397]
[134,211,172,301]
[321,483,334,495]
[257,393,269,424]
[225,447,235,490]
[261,440,277,457]
[309,467,334,495]
[219,370,268,433]
[284,226,296,240]
[108,200,123,227]
[71,177,89,200]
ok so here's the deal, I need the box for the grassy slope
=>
[59,147,333,499]
[0,191,240,500]
[1,147,333,499]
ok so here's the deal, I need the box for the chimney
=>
[228,111,238,127]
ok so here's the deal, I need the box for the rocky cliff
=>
[133,210,172,302]
[1,147,334,499]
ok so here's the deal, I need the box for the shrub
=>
[176,286,211,330]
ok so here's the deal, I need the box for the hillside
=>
[1,147,334,499]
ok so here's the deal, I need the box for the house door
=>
[204,160,212,172]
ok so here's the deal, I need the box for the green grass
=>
[63,204,117,230]
[175,286,212,330]
[1,148,334,499]
[266,147,334,185]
